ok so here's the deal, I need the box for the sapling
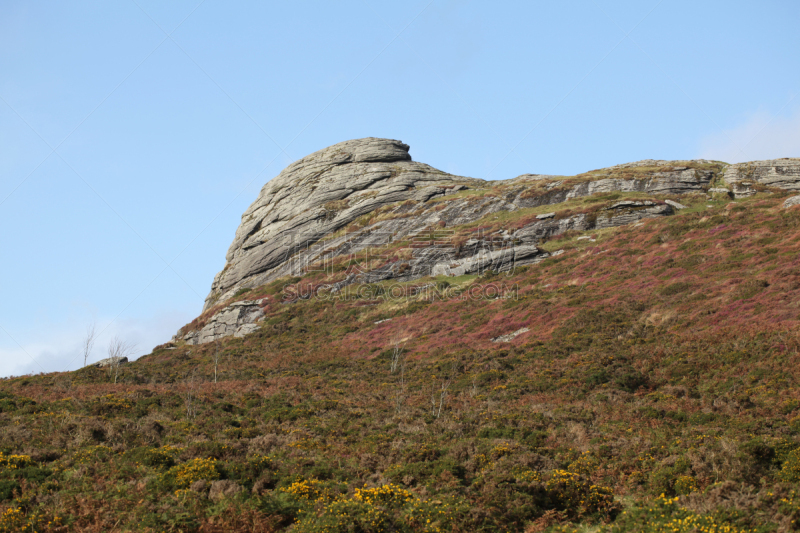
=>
[212,341,223,383]
[390,342,404,373]
[184,367,200,419]
[81,322,97,368]
[107,336,136,384]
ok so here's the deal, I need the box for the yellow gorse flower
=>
[0,452,34,470]
[164,457,219,488]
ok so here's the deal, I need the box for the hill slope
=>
[2,142,800,532]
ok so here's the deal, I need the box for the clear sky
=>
[2,0,799,377]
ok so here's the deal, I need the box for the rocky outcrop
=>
[328,201,672,289]
[179,138,796,345]
[724,158,800,191]
[204,138,713,310]
[505,166,714,210]
[595,200,673,229]
[204,138,484,311]
[511,201,671,243]
[180,299,267,345]
[202,140,720,311]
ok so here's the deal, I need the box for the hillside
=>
[2,140,800,532]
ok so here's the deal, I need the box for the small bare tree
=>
[430,363,457,418]
[185,367,199,419]
[393,361,407,414]
[107,336,136,384]
[81,323,97,368]
[435,378,452,418]
[390,342,404,373]
[211,341,223,383]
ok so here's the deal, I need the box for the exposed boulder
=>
[665,199,688,210]
[93,356,127,368]
[513,201,672,243]
[729,182,756,199]
[783,195,800,209]
[491,327,530,343]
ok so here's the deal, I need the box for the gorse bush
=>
[281,478,336,501]
[780,449,800,482]
[72,445,113,464]
[0,507,55,533]
[578,494,758,533]
[0,453,33,470]
[0,508,24,533]
[544,469,619,519]
[124,445,182,469]
[162,457,219,489]
[673,475,698,495]
[291,483,461,533]
[566,451,598,476]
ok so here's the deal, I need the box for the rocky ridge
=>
[175,139,800,345]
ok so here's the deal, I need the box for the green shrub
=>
[3,467,51,484]
[124,446,182,469]
[0,479,19,501]
[734,279,769,300]
[72,445,113,464]
[660,282,691,296]
[224,455,274,490]
[780,448,800,482]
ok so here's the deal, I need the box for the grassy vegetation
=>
[2,193,800,531]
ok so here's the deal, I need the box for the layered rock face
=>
[205,138,483,311]
[176,139,800,345]
[724,158,800,191]
[181,299,267,346]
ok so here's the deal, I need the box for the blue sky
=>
[1,0,799,377]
